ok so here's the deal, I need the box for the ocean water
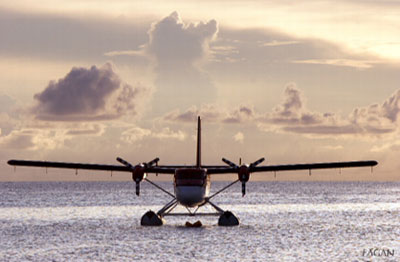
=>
[0,181,399,262]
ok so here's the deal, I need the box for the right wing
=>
[7,160,176,174]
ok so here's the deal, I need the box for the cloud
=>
[259,84,398,137]
[0,94,17,113]
[32,63,147,121]
[163,104,254,123]
[323,145,344,150]
[0,121,109,151]
[163,104,225,122]
[241,83,332,129]
[259,84,341,129]
[0,128,67,150]
[344,89,400,134]
[222,106,255,123]
[146,12,220,113]
[147,11,218,66]
[0,8,149,61]
[0,94,19,135]
[208,41,242,63]
[0,129,36,150]
[163,84,400,138]
[152,127,186,141]
[65,124,105,136]
[233,132,244,143]
[121,127,152,143]
[277,124,363,136]
[104,49,146,57]
[292,59,378,69]
[121,126,186,143]
[371,140,400,152]
[381,89,400,122]
[104,12,218,64]
[272,83,304,119]
[0,112,17,136]
[260,40,300,47]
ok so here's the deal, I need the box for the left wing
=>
[206,160,378,174]
[206,160,378,197]
[252,160,377,173]
[7,160,176,174]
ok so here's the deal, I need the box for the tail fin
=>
[196,116,201,168]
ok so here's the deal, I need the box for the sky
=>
[1,0,400,181]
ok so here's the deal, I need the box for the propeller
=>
[250,157,265,168]
[222,158,239,168]
[222,157,265,196]
[146,157,160,168]
[116,157,160,196]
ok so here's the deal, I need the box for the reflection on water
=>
[0,181,399,261]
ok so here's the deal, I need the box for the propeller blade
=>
[250,157,265,168]
[242,182,246,197]
[222,158,239,168]
[116,157,135,169]
[146,157,160,167]
[136,182,140,196]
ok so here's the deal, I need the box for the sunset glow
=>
[1,1,400,181]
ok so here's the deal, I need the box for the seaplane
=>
[8,116,378,226]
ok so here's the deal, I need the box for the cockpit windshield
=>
[175,169,207,186]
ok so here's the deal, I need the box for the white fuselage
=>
[174,168,210,207]
[175,182,210,207]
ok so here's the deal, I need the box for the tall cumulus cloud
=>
[147,12,219,113]
[148,11,218,66]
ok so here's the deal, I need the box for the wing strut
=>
[207,179,240,200]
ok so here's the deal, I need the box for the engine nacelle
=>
[132,165,146,196]
[238,165,250,182]
[222,157,264,197]
[132,165,146,183]
[238,165,250,197]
